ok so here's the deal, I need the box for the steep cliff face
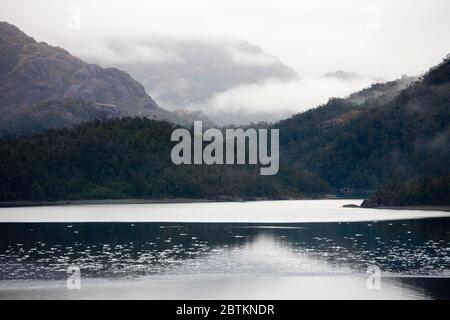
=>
[0,21,188,134]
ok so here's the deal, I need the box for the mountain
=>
[0,22,189,135]
[172,109,215,128]
[64,36,389,126]
[359,55,450,206]
[74,37,298,110]
[0,45,448,203]
[345,75,418,105]
[279,56,449,192]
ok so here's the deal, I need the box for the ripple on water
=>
[0,220,449,280]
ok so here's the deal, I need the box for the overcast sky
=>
[2,0,450,80]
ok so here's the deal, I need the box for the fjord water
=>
[0,200,449,299]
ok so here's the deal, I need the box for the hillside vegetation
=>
[0,118,328,201]
[279,56,450,194]
[1,37,449,205]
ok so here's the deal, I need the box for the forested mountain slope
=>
[279,56,449,191]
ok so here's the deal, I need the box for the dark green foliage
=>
[278,70,450,191]
[424,54,450,85]
[0,118,328,201]
[275,57,450,206]
[362,175,450,207]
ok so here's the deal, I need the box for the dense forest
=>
[277,56,450,204]
[361,175,450,207]
[0,118,328,201]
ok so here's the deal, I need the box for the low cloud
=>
[72,40,183,65]
[68,37,297,110]
[64,36,380,126]
[226,45,280,66]
[187,76,379,125]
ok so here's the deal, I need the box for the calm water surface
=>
[0,201,449,299]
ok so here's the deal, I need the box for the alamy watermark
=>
[171,121,279,176]
[66,265,81,290]
[366,265,381,290]
[365,5,382,31]
[66,5,82,31]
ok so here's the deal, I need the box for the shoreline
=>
[0,198,225,208]
[2,199,450,212]
[343,203,450,212]
[0,195,347,208]
[2,200,450,224]
[373,205,450,212]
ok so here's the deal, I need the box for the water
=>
[0,200,449,299]
[1,200,450,223]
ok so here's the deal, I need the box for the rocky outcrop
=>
[343,204,360,208]
[360,199,378,208]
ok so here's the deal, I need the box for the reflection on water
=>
[0,218,449,299]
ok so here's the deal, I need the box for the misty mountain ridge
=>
[345,75,419,105]
[324,70,384,83]
[0,21,397,130]
[72,37,298,109]
[70,36,390,125]
[0,21,196,135]
[279,54,450,193]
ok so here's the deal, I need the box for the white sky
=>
[1,0,450,80]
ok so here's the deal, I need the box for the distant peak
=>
[0,21,35,43]
[0,21,26,35]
